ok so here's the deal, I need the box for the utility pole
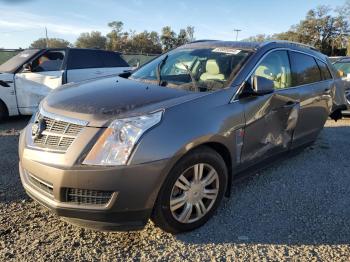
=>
[233,29,242,41]
[45,27,49,48]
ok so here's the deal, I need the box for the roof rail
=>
[261,40,318,51]
[188,39,218,44]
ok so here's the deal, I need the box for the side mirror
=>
[22,63,32,73]
[252,76,274,95]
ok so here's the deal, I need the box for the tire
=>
[152,146,228,233]
[0,101,8,122]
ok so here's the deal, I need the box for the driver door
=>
[239,50,300,166]
[15,50,65,114]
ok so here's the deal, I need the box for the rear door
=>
[289,51,331,148]
[240,50,300,165]
[66,49,130,83]
[15,50,65,114]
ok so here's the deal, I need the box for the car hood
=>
[0,72,14,80]
[42,76,205,127]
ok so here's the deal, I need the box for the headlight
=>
[83,111,163,166]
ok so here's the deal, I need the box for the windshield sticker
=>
[212,48,241,55]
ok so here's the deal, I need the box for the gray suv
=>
[19,41,347,233]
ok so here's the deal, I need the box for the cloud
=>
[0,8,106,36]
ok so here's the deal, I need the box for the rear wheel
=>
[152,146,228,233]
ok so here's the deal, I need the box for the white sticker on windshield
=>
[213,48,241,55]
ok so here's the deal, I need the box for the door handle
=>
[49,76,60,79]
[281,101,296,106]
[280,101,297,109]
[285,101,295,106]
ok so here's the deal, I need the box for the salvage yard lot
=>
[0,117,350,261]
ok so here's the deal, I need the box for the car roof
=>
[180,40,326,61]
[25,48,121,54]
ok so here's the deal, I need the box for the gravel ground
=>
[1,116,350,261]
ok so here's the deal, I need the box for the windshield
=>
[130,47,252,92]
[0,49,40,73]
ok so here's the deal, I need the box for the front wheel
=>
[152,146,228,233]
[0,101,8,122]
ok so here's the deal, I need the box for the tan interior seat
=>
[200,60,225,81]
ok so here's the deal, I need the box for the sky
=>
[0,0,347,49]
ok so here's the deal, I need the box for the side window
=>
[252,50,291,89]
[101,52,129,67]
[316,60,332,80]
[67,50,103,70]
[289,52,322,85]
[31,51,65,72]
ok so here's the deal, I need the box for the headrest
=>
[206,59,220,75]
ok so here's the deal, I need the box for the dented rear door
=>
[288,51,331,148]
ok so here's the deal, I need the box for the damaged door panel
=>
[240,90,300,164]
[238,49,300,165]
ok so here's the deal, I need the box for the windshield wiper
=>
[181,62,199,92]
[156,55,168,86]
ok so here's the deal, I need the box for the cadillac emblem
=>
[32,118,47,139]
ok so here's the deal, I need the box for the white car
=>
[0,48,131,120]
[330,56,350,114]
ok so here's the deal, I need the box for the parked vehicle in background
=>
[19,41,347,233]
[329,56,350,114]
[0,48,131,120]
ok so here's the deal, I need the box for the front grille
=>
[33,115,83,152]
[64,188,113,206]
[28,173,54,197]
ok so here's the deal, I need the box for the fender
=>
[0,73,19,116]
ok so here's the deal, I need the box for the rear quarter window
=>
[289,52,322,86]
[101,52,129,67]
[67,49,104,69]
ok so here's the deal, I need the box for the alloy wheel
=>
[170,163,219,224]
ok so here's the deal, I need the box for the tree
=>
[106,21,124,51]
[273,5,349,55]
[160,26,177,51]
[75,31,107,49]
[186,26,195,42]
[177,29,189,46]
[104,21,194,53]
[130,31,162,54]
[243,34,274,42]
[30,38,72,48]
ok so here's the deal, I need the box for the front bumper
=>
[19,126,170,231]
